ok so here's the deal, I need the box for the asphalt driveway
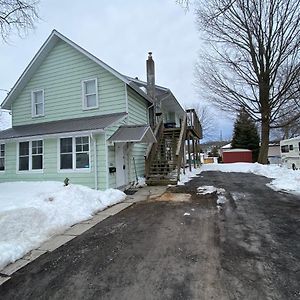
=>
[0,172,299,300]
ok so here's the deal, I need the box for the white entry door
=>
[115,142,127,188]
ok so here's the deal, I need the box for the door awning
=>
[108,125,156,143]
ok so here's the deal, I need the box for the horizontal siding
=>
[97,134,107,190]
[12,40,126,126]
[0,134,108,190]
[129,144,147,182]
[127,87,148,125]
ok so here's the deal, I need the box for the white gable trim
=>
[1,30,151,110]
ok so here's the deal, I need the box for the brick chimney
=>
[146,52,155,100]
[146,52,161,127]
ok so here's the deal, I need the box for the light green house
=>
[0,30,191,190]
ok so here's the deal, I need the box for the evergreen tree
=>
[231,108,260,162]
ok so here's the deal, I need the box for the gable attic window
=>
[32,90,45,117]
[82,78,98,109]
[0,144,5,171]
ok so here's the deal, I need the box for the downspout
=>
[90,133,98,190]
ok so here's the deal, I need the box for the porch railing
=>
[186,108,202,139]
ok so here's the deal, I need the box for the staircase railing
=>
[145,117,164,177]
[175,113,187,180]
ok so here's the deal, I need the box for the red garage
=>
[222,149,252,163]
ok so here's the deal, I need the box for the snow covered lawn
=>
[180,163,300,195]
[0,182,126,271]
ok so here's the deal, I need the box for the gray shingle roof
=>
[108,124,156,143]
[0,112,127,140]
[126,76,169,98]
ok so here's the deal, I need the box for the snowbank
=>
[0,182,126,270]
[177,163,300,195]
[178,167,202,185]
[200,163,300,195]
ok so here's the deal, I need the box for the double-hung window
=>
[0,144,5,171]
[19,140,43,171]
[32,90,44,117]
[60,136,90,170]
[32,141,43,169]
[82,78,98,109]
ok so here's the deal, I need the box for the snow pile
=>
[197,185,227,205]
[0,182,126,270]
[178,167,201,185]
[135,177,146,188]
[216,189,227,205]
[197,185,218,195]
[200,163,300,195]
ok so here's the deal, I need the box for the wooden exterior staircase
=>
[145,109,202,186]
[145,115,187,185]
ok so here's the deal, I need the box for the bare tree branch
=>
[191,103,218,140]
[195,0,300,163]
[0,0,39,42]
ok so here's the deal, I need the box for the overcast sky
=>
[0,0,233,140]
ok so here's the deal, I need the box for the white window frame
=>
[82,78,98,110]
[0,143,5,172]
[58,136,91,172]
[17,139,44,173]
[31,89,45,117]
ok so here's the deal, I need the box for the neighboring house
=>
[0,30,201,189]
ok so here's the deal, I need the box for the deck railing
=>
[186,109,202,139]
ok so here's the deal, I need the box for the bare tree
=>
[270,77,300,138]
[176,0,190,10]
[194,0,300,163]
[0,0,39,41]
[192,103,217,140]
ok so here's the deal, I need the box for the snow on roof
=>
[222,148,252,152]
[221,143,231,149]
[281,136,300,142]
